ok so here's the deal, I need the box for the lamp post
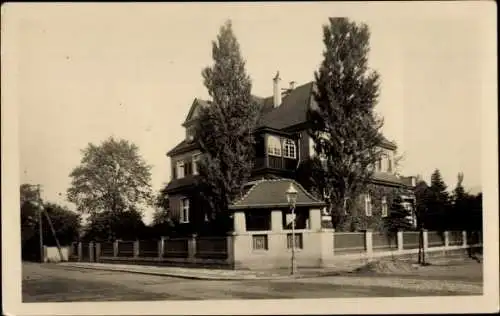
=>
[286,183,298,276]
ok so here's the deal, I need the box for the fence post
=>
[95,243,101,262]
[89,242,94,262]
[444,231,450,248]
[113,240,119,257]
[77,242,83,261]
[158,237,165,259]
[365,230,373,262]
[133,240,140,258]
[423,230,429,251]
[226,235,234,266]
[397,231,404,252]
[188,235,197,263]
[462,231,467,247]
[331,229,335,255]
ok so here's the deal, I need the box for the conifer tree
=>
[307,17,384,230]
[195,20,260,227]
[428,169,451,231]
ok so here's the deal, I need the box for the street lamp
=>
[286,183,298,276]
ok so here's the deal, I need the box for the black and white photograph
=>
[2,2,498,315]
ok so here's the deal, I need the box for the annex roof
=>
[229,178,326,210]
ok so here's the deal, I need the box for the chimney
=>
[289,81,296,90]
[273,71,282,108]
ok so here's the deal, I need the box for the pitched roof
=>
[371,172,412,188]
[164,175,198,193]
[167,139,200,157]
[256,82,314,130]
[175,80,398,156]
[229,178,326,210]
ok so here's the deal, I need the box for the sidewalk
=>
[59,257,475,281]
[59,262,339,280]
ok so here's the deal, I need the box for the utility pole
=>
[43,209,64,261]
[36,185,44,263]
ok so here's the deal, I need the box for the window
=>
[180,198,189,223]
[381,196,388,217]
[176,161,185,179]
[186,126,195,142]
[376,158,382,172]
[387,157,393,173]
[287,233,303,249]
[184,160,192,176]
[192,154,200,175]
[172,165,177,180]
[252,235,268,250]
[365,193,372,216]
[267,135,282,156]
[283,139,296,159]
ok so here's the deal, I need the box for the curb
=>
[58,263,297,281]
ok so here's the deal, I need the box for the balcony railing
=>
[253,156,296,171]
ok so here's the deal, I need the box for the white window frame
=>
[176,161,185,179]
[365,193,372,216]
[267,135,282,157]
[180,198,189,223]
[381,196,388,217]
[192,154,200,175]
[283,139,296,159]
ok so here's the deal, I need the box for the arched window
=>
[283,139,296,159]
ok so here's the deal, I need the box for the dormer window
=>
[192,154,200,175]
[283,139,296,159]
[186,127,195,142]
[176,161,185,179]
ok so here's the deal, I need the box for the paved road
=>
[22,261,482,302]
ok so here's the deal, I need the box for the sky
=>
[7,2,492,224]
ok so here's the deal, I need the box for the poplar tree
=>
[308,17,384,229]
[195,20,260,226]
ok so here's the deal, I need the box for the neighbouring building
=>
[165,72,416,234]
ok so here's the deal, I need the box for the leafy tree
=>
[42,203,81,246]
[195,20,260,225]
[20,184,41,245]
[82,208,146,242]
[20,184,81,260]
[307,17,384,230]
[67,137,153,218]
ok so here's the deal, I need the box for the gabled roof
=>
[229,178,326,210]
[182,98,210,126]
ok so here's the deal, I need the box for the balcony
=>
[254,156,297,171]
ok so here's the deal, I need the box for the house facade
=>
[165,73,416,233]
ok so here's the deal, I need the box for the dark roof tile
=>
[229,178,326,210]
